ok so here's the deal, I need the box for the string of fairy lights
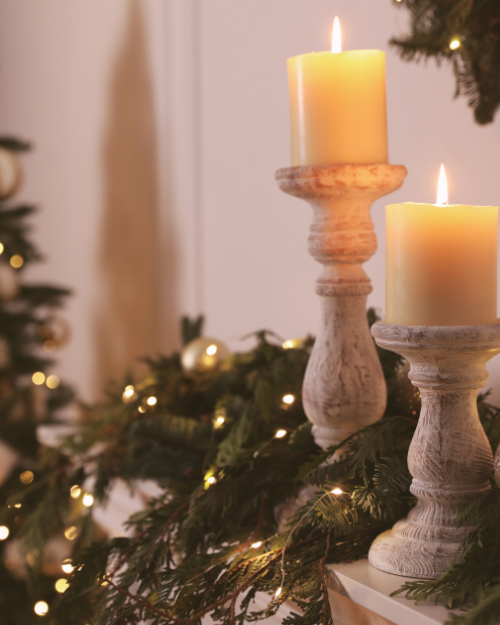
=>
[0,333,312,617]
[0,241,24,270]
[0,466,95,617]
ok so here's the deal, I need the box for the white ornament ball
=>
[0,148,22,199]
[0,262,19,301]
[181,337,230,373]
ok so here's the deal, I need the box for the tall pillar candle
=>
[287,18,388,167]
[386,172,498,326]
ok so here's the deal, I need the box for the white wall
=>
[198,0,500,402]
[1,0,500,403]
[0,0,196,400]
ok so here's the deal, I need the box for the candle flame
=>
[436,164,448,205]
[332,17,342,53]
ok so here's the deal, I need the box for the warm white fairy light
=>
[34,601,49,616]
[275,429,287,439]
[82,493,94,507]
[207,476,216,485]
[46,374,60,389]
[0,526,9,540]
[216,416,225,425]
[282,394,295,405]
[449,38,461,50]
[55,578,69,593]
[282,338,305,350]
[123,385,135,398]
[147,396,157,406]
[10,254,23,269]
[64,526,78,540]
[32,371,46,385]
[206,344,217,356]
[138,406,146,413]
[70,485,81,499]
[275,587,282,598]
[331,488,343,495]
[122,385,137,403]
[251,541,262,549]
[62,559,74,574]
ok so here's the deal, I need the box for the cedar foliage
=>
[10,313,500,624]
[391,0,500,124]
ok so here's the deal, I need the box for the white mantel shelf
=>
[327,560,454,625]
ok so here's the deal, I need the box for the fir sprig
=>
[391,0,500,124]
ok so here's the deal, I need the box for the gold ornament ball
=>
[37,315,71,351]
[181,337,229,373]
[0,262,19,301]
[0,148,22,200]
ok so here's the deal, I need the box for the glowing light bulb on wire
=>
[34,602,49,616]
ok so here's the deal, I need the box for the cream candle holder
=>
[275,164,407,450]
[369,322,500,579]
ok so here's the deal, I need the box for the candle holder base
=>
[369,322,500,579]
[368,495,487,579]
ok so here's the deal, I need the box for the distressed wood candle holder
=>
[369,322,500,579]
[275,164,407,450]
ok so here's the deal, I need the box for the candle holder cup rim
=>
[275,162,407,181]
[276,164,407,201]
[371,320,500,347]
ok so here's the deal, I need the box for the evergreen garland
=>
[12,311,500,625]
[0,137,74,624]
[391,0,500,124]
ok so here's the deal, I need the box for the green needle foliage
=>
[0,137,74,623]
[390,0,500,124]
[11,312,500,625]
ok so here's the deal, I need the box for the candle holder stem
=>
[276,165,406,450]
[369,322,500,579]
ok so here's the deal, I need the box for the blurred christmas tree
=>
[391,0,500,124]
[0,138,74,624]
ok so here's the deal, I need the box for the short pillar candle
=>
[386,167,498,326]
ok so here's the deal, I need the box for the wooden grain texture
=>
[369,322,500,579]
[275,165,407,450]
